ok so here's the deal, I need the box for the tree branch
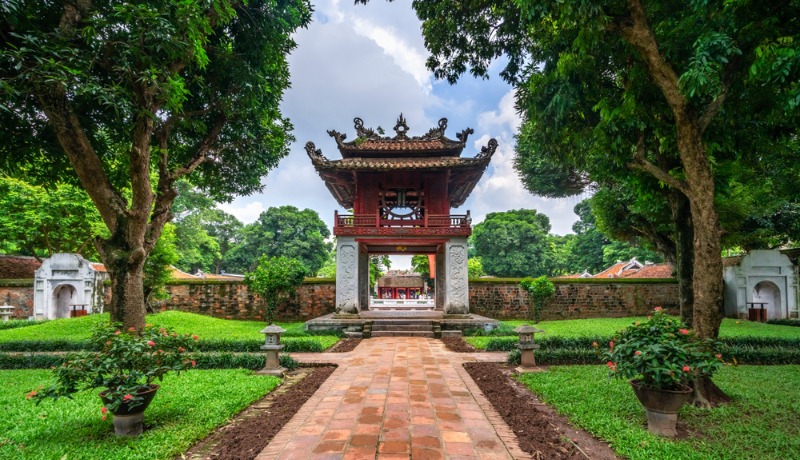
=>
[37,84,127,233]
[698,84,729,134]
[172,115,227,178]
[628,134,689,194]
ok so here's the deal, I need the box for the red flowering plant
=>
[30,323,197,414]
[595,308,723,390]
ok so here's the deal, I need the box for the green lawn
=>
[517,365,800,460]
[465,317,800,349]
[0,311,338,349]
[0,369,281,460]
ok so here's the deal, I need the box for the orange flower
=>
[123,394,133,401]
[682,365,691,372]
[679,329,689,335]
[101,407,107,414]
[26,390,37,399]
[634,351,642,356]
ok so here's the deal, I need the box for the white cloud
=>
[218,202,265,225]
[350,17,432,92]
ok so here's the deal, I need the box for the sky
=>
[219,0,587,269]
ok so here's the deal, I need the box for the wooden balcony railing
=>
[333,211,472,235]
[335,211,471,229]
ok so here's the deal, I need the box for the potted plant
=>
[29,323,197,436]
[596,307,723,437]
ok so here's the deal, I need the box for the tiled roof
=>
[339,138,460,152]
[592,261,629,278]
[313,156,489,171]
[0,255,41,279]
[624,264,674,278]
[591,259,674,279]
[91,263,107,272]
[168,266,242,281]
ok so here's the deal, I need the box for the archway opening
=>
[53,284,77,319]
[753,280,782,320]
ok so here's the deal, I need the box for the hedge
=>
[480,336,800,352]
[766,319,800,327]
[0,337,332,353]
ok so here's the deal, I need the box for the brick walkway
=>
[256,337,531,460]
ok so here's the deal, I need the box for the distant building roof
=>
[378,270,424,288]
[168,266,242,281]
[0,255,41,278]
[587,258,674,279]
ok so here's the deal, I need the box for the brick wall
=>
[154,280,336,321]
[0,280,35,319]
[1,278,679,322]
[469,279,679,320]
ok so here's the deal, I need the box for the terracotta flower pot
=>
[630,380,692,437]
[99,384,159,436]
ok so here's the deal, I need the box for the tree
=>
[472,209,552,278]
[0,177,104,260]
[143,224,178,310]
[1,1,311,330]
[224,206,331,275]
[520,276,555,324]
[396,0,799,353]
[467,257,485,279]
[245,256,306,325]
[170,180,243,274]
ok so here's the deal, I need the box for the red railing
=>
[335,211,470,229]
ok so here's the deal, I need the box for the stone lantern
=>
[515,325,544,369]
[0,305,14,322]
[257,324,286,375]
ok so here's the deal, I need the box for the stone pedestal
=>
[518,343,540,368]
[444,238,469,315]
[335,238,360,315]
[0,305,14,322]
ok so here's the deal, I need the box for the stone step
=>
[371,324,433,332]
[371,331,435,338]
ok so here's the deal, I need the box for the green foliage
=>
[225,206,331,275]
[467,257,485,279]
[244,256,307,324]
[0,177,104,258]
[279,353,299,371]
[31,323,197,412]
[472,209,552,277]
[170,180,243,274]
[143,224,179,306]
[0,0,312,328]
[519,276,555,323]
[2,369,280,460]
[517,365,800,459]
[598,309,722,390]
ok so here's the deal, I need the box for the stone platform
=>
[305,310,500,336]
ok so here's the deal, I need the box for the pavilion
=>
[305,115,499,333]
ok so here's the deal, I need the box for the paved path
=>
[256,337,531,460]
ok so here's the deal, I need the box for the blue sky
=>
[218,0,587,268]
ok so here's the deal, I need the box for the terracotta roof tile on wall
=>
[624,264,674,278]
[0,255,42,279]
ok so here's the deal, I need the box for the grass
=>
[0,311,339,349]
[0,369,281,460]
[464,317,800,349]
[517,365,800,459]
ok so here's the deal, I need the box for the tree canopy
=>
[224,206,331,276]
[472,209,552,277]
[0,0,311,329]
[0,177,104,260]
[394,0,799,361]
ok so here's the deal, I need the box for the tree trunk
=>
[106,251,145,329]
[670,192,694,327]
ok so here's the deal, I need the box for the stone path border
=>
[256,337,530,460]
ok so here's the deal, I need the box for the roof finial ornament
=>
[422,118,448,140]
[304,141,328,163]
[393,113,409,140]
[476,138,499,160]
